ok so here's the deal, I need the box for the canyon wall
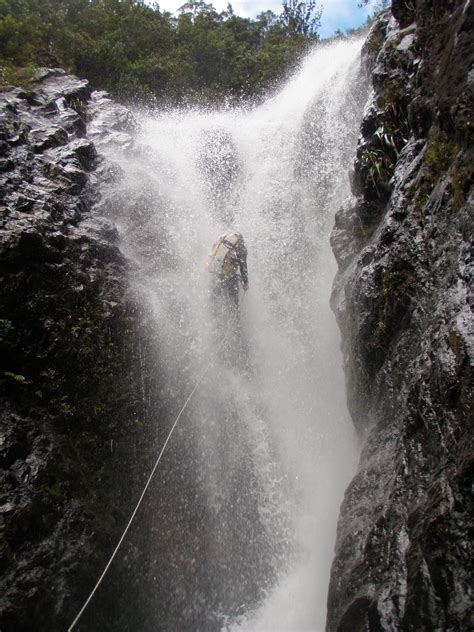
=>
[0,70,159,630]
[328,1,473,630]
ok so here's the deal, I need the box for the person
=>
[206,232,248,310]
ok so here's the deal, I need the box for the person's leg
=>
[227,277,240,311]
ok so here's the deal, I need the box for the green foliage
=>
[281,0,322,36]
[360,139,397,197]
[0,0,322,104]
[0,318,14,348]
[4,371,27,383]
[366,32,383,60]
[365,260,417,358]
[361,148,386,190]
[412,127,460,223]
[377,82,408,125]
[381,266,416,301]
[358,78,411,202]
[424,127,459,174]
[0,62,36,87]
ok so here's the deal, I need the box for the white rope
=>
[67,292,246,631]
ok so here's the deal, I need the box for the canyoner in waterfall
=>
[207,231,249,369]
[207,231,249,310]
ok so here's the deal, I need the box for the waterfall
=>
[102,38,368,632]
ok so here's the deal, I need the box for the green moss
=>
[377,83,402,110]
[450,160,473,213]
[0,319,14,349]
[377,82,409,139]
[381,267,417,300]
[361,220,379,241]
[0,62,39,89]
[381,37,409,68]
[42,482,64,499]
[0,318,14,334]
[365,262,417,357]
[424,127,459,173]
[411,127,460,223]
[367,318,386,347]
[367,33,383,61]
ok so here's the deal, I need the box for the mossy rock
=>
[363,261,418,372]
[410,127,461,223]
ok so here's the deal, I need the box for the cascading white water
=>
[105,38,368,632]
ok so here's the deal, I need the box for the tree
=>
[256,10,280,35]
[178,1,217,19]
[280,0,322,36]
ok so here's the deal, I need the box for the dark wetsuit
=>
[214,239,248,310]
[210,236,250,371]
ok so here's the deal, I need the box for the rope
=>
[67,291,246,631]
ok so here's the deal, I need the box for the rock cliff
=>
[328,1,473,630]
[0,69,155,630]
[0,69,280,632]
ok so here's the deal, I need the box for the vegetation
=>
[366,31,383,60]
[423,126,459,175]
[0,0,329,105]
[411,127,461,223]
[363,259,417,368]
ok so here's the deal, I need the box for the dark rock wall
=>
[0,70,156,630]
[0,70,281,632]
[328,2,473,631]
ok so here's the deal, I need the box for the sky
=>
[155,1,379,38]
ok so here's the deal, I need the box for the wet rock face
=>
[0,69,149,630]
[328,2,473,631]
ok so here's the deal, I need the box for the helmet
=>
[226,231,243,244]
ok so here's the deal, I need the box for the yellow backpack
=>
[206,233,240,277]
